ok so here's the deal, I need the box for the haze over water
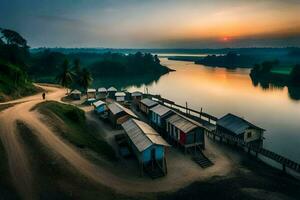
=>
[123,57,300,163]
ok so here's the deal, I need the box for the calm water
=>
[123,58,300,163]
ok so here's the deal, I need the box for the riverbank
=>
[0,84,300,199]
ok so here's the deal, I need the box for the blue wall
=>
[95,105,106,113]
[151,112,161,126]
[142,145,164,163]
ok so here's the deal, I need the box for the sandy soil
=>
[0,84,235,199]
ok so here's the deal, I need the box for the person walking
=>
[42,92,46,100]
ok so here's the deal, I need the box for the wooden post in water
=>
[282,164,286,173]
[199,107,202,119]
[185,102,188,114]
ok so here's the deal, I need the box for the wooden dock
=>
[209,131,300,173]
[146,94,300,175]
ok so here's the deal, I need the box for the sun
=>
[222,36,229,42]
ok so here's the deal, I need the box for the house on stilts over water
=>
[216,113,265,147]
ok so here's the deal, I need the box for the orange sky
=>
[2,0,300,47]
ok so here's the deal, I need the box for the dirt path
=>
[0,85,65,199]
[0,84,235,198]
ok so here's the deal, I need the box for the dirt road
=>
[0,84,234,199]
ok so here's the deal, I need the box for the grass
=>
[16,121,130,200]
[270,66,293,75]
[34,101,116,161]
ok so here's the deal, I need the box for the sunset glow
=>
[1,0,300,47]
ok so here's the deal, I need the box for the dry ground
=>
[0,84,299,200]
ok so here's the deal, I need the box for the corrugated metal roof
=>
[140,98,158,107]
[166,114,198,133]
[107,103,122,115]
[150,104,173,117]
[217,113,265,135]
[115,92,126,97]
[131,91,143,97]
[122,119,170,152]
[87,88,96,93]
[71,89,81,94]
[98,87,107,92]
[93,100,105,108]
[107,102,138,118]
[107,87,117,92]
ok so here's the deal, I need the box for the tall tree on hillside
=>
[79,68,93,91]
[0,28,28,48]
[71,58,81,89]
[72,58,81,75]
[0,28,30,67]
[56,59,73,94]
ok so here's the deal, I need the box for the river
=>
[123,57,300,163]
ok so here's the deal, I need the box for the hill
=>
[0,28,40,102]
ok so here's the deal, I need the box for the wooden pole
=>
[200,107,202,118]
[185,102,188,114]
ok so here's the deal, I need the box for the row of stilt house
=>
[72,87,265,177]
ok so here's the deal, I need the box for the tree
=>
[290,64,300,86]
[154,55,160,65]
[78,68,93,91]
[56,59,73,93]
[0,28,28,48]
[72,58,81,75]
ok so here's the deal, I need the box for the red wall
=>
[179,130,186,145]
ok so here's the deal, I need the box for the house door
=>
[151,148,156,161]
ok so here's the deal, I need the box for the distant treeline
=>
[194,52,259,68]
[29,50,171,81]
[250,60,300,86]
[167,48,300,69]
[31,47,300,56]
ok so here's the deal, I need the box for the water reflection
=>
[250,75,300,101]
[92,73,162,90]
[122,58,300,163]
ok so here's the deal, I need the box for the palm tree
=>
[72,58,81,75]
[56,59,73,94]
[79,68,93,92]
[71,58,81,89]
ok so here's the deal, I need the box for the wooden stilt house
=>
[122,118,170,177]
[150,104,174,134]
[165,112,207,152]
[139,98,158,116]
[216,113,265,147]
[107,102,138,128]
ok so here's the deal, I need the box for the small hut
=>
[93,100,107,114]
[107,87,117,99]
[131,91,143,105]
[216,113,265,147]
[107,102,138,128]
[165,113,206,152]
[70,89,81,100]
[87,88,96,99]
[150,104,174,131]
[122,118,170,177]
[139,98,158,115]
[97,87,107,99]
[115,92,126,102]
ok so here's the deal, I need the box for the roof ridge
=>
[131,119,155,145]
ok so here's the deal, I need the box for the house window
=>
[247,132,252,138]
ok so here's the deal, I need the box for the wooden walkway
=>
[209,131,300,173]
[146,94,300,174]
